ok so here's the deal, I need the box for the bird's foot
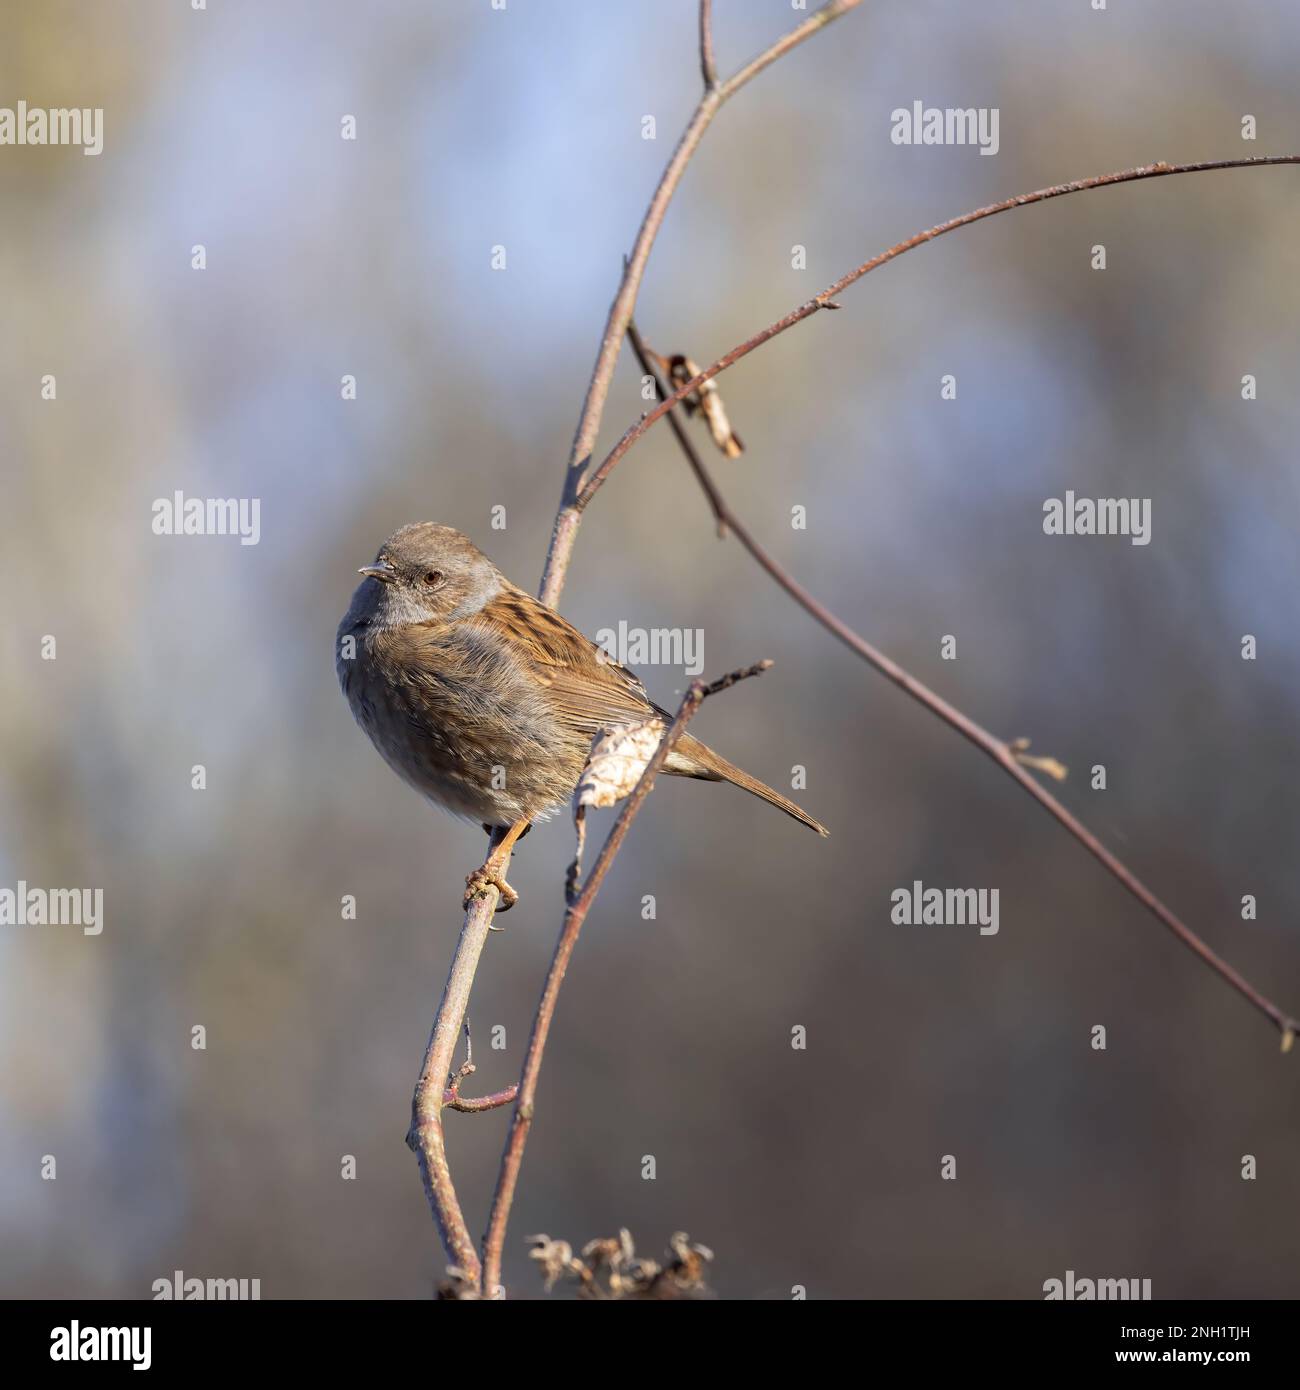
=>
[464,864,519,914]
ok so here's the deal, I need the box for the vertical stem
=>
[699,0,719,91]
[407,890,501,1283]
[538,0,864,608]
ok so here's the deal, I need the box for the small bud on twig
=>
[1010,737,1068,782]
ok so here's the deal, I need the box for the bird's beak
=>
[358,562,397,584]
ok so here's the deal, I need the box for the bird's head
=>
[351,522,504,627]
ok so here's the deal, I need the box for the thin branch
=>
[479,661,773,1297]
[580,156,1300,511]
[538,0,863,608]
[627,320,730,535]
[719,0,858,99]
[628,326,1300,1046]
[699,0,718,91]
[406,890,502,1284]
[445,1084,519,1115]
[441,1023,520,1113]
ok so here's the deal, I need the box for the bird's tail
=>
[668,734,829,837]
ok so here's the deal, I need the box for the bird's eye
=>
[423,570,444,587]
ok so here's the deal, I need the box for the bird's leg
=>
[464,819,530,913]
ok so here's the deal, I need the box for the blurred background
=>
[2,0,1299,1300]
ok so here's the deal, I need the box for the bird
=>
[336,523,828,909]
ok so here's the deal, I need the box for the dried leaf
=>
[528,1235,586,1292]
[669,354,744,458]
[536,1228,713,1300]
[575,722,663,810]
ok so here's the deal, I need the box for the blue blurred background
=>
[2,0,1299,1298]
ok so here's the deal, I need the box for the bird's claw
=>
[464,866,518,913]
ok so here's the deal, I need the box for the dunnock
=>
[336,523,828,908]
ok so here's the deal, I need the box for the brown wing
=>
[467,585,664,740]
